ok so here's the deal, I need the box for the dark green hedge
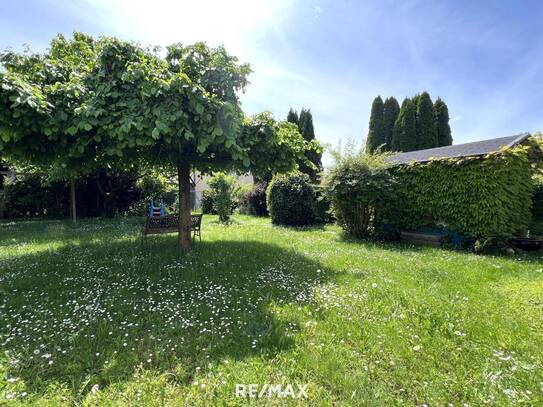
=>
[532,176,543,221]
[385,143,539,237]
[266,172,316,226]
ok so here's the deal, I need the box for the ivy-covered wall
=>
[385,143,539,237]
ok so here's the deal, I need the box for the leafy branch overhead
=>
[0,33,322,251]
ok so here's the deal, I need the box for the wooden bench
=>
[142,214,203,243]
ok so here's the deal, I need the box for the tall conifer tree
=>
[392,98,417,152]
[297,108,322,181]
[287,108,299,125]
[415,91,438,149]
[382,97,400,151]
[434,98,453,146]
[365,96,385,154]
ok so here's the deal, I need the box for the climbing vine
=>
[385,138,542,237]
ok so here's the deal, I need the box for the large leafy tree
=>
[434,98,453,146]
[415,91,438,150]
[365,96,385,154]
[1,34,318,251]
[243,112,321,182]
[382,97,400,151]
[392,98,417,152]
[0,33,112,221]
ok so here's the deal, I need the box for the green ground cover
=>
[1,215,542,405]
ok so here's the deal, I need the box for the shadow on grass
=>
[1,236,336,401]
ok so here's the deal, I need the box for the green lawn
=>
[1,215,542,405]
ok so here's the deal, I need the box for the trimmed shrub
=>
[267,173,316,226]
[0,175,67,218]
[386,139,542,237]
[235,183,252,214]
[201,190,215,214]
[313,186,333,224]
[207,173,238,223]
[242,181,268,216]
[324,151,395,237]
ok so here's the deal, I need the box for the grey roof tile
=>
[389,133,530,164]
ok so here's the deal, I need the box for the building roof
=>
[389,133,530,165]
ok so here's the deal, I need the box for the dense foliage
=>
[365,96,385,154]
[415,92,438,150]
[241,112,321,183]
[207,172,238,223]
[126,172,176,216]
[386,139,542,236]
[298,108,322,181]
[286,108,299,125]
[266,172,316,226]
[0,169,174,219]
[392,98,417,152]
[1,33,318,251]
[532,174,543,223]
[367,93,452,153]
[240,181,268,216]
[324,149,395,237]
[0,34,105,176]
[382,97,400,150]
[434,98,453,147]
[286,107,322,181]
[0,175,67,218]
[201,189,215,215]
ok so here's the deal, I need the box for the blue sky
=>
[1,0,542,165]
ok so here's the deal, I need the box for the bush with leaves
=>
[234,183,252,214]
[387,138,542,237]
[533,174,543,221]
[0,174,68,218]
[324,148,395,237]
[240,181,268,216]
[201,190,216,214]
[207,173,238,223]
[125,172,176,216]
[313,185,333,224]
[266,173,316,226]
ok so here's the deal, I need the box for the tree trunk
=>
[70,179,77,223]
[177,161,192,252]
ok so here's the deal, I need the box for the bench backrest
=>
[191,214,203,229]
[146,214,203,230]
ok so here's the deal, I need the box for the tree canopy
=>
[242,112,320,183]
[0,33,104,177]
[0,33,320,251]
